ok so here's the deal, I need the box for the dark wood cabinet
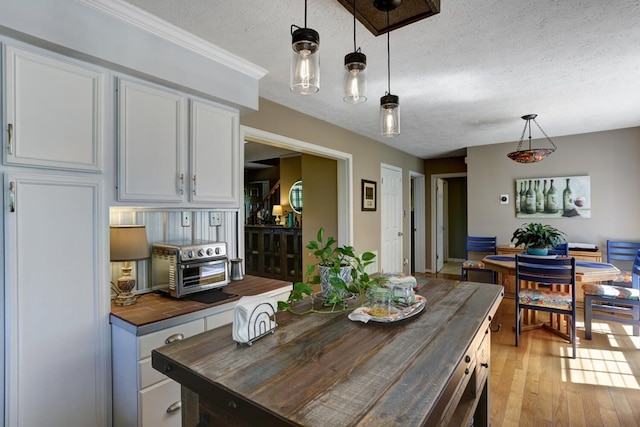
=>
[245,226,302,282]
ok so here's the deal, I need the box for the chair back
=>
[607,240,640,285]
[465,236,497,259]
[515,254,576,287]
[548,242,569,257]
[633,250,640,290]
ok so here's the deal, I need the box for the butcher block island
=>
[152,279,504,426]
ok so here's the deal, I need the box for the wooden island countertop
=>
[152,278,504,426]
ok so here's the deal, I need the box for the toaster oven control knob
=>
[198,248,205,257]
[215,247,221,255]
[206,248,214,256]
[187,250,194,258]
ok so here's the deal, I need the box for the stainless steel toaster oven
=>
[151,240,229,298]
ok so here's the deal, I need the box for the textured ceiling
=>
[124,0,640,159]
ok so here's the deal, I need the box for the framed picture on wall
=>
[361,179,377,211]
[515,175,590,218]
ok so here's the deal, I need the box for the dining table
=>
[481,254,621,283]
[481,254,620,340]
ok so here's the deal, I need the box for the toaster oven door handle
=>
[165,333,184,344]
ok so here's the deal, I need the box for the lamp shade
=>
[272,205,283,216]
[110,225,150,261]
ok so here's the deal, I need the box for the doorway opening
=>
[431,173,467,274]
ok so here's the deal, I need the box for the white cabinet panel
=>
[139,379,182,427]
[3,45,104,171]
[117,78,186,202]
[190,99,239,206]
[4,172,107,427]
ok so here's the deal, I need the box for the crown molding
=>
[79,0,268,80]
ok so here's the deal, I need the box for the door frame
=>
[239,126,354,258]
[410,171,426,273]
[430,172,467,273]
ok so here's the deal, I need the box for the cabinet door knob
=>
[166,400,182,413]
[165,333,184,344]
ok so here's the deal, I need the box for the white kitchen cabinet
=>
[112,318,205,427]
[189,99,239,206]
[4,172,109,427]
[117,78,240,207]
[117,78,187,203]
[3,45,105,172]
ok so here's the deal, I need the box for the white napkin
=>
[232,295,277,344]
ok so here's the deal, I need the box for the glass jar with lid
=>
[368,286,392,318]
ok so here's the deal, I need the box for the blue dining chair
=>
[606,240,640,285]
[515,254,577,358]
[583,249,640,339]
[548,242,569,257]
[461,236,497,283]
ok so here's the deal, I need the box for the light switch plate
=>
[209,211,222,226]
[181,211,191,227]
[500,194,509,204]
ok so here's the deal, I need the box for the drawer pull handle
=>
[166,400,182,413]
[481,362,489,368]
[464,355,471,363]
[165,333,184,344]
[490,323,502,333]
[7,123,13,155]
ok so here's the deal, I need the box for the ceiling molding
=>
[79,0,268,79]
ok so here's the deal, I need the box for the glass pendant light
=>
[290,0,320,95]
[343,0,367,103]
[507,114,557,163]
[379,3,400,136]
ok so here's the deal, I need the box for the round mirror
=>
[289,180,303,214]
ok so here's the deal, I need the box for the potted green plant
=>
[278,227,383,314]
[510,222,566,255]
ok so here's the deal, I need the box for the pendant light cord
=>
[353,0,357,52]
[386,9,391,95]
[304,0,308,28]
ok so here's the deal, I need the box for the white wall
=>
[467,126,640,251]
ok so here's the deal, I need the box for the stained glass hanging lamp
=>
[507,114,557,163]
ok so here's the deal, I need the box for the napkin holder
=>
[233,298,277,346]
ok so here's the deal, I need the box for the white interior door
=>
[381,164,403,273]
[436,178,445,272]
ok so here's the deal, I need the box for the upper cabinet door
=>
[117,78,187,202]
[189,99,239,207]
[3,45,105,172]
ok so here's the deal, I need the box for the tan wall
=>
[279,155,301,213]
[241,98,425,274]
[467,126,640,252]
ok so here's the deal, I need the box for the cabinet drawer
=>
[138,319,204,359]
[475,331,490,396]
[140,378,182,427]
[140,357,167,389]
[204,308,235,331]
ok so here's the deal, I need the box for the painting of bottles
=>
[515,176,590,218]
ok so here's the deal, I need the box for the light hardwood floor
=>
[427,272,640,426]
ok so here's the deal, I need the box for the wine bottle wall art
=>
[513,175,590,218]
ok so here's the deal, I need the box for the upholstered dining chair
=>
[515,254,577,359]
[548,242,569,257]
[461,236,497,283]
[606,240,640,285]
[583,249,640,339]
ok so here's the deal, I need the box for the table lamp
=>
[272,205,283,225]
[110,225,150,306]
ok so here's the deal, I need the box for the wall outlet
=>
[209,211,222,226]
[181,211,191,227]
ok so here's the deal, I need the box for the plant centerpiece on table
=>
[278,227,384,314]
[510,222,566,256]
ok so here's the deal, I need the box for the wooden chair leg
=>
[584,296,593,340]
[571,313,576,359]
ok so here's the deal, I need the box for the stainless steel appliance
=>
[151,240,229,298]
